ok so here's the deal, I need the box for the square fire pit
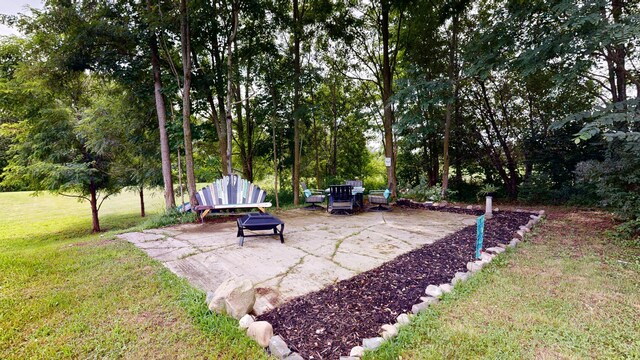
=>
[236,212,285,246]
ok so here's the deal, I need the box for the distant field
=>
[0,189,267,359]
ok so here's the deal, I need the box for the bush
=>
[401,173,457,202]
[518,173,554,204]
[141,208,197,229]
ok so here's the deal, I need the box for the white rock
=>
[340,357,359,360]
[452,271,470,285]
[497,243,507,249]
[396,313,411,326]
[269,335,291,359]
[412,297,439,314]
[467,261,483,273]
[480,252,494,262]
[381,324,398,339]
[538,210,545,216]
[238,314,255,329]
[508,239,517,248]
[466,205,473,210]
[208,277,256,320]
[247,321,273,347]
[516,230,525,238]
[433,202,440,207]
[486,246,505,255]
[519,226,530,233]
[494,207,500,212]
[350,346,365,357]
[438,283,453,293]
[362,337,384,351]
[425,284,443,298]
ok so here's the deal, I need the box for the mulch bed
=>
[258,202,535,359]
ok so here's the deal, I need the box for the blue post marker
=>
[476,215,485,259]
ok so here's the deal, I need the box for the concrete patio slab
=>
[118,207,475,314]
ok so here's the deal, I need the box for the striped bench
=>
[194,175,272,223]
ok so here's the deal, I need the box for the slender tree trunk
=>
[139,187,146,217]
[89,180,100,232]
[292,0,302,205]
[209,0,229,173]
[330,79,338,176]
[180,0,197,206]
[271,85,280,209]
[226,2,239,176]
[381,0,397,195]
[148,17,175,210]
[311,92,321,188]
[441,15,458,198]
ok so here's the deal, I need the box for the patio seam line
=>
[286,244,360,273]
[142,247,193,259]
[329,225,378,262]
[275,254,309,289]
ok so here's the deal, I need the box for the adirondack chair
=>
[368,187,392,211]
[345,180,363,187]
[328,185,354,215]
[194,175,272,223]
[301,182,325,210]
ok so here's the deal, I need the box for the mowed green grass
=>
[0,190,268,359]
[366,211,640,360]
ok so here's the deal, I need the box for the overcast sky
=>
[0,0,43,36]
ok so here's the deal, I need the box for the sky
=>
[0,0,43,36]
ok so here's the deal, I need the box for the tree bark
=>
[139,187,146,217]
[271,85,280,209]
[226,2,239,176]
[292,0,302,205]
[209,0,229,173]
[381,0,397,195]
[180,0,197,206]
[148,13,175,210]
[89,180,100,232]
[441,15,458,198]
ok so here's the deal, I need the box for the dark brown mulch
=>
[258,206,534,359]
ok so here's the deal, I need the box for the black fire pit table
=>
[236,213,285,246]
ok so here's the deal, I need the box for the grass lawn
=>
[2,190,639,360]
[366,210,640,359]
[0,190,268,359]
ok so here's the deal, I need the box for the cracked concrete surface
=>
[118,208,474,314]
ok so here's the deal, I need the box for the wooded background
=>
[0,0,638,234]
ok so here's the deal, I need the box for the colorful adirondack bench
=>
[194,175,272,223]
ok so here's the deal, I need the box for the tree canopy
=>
[0,0,638,235]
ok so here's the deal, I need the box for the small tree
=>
[1,60,123,232]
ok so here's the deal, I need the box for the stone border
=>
[208,203,545,360]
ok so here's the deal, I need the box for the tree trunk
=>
[226,2,239,176]
[89,180,100,232]
[180,0,197,206]
[381,0,397,195]
[271,85,280,209]
[139,187,146,217]
[148,14,175,210]
[209,0,229,173]
[441,15,458,199]
[292,0,302,205]
[330,78,338,177]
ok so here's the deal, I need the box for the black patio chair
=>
[328,185,354,215]
[301,182,325,210]
[345,179,363,187]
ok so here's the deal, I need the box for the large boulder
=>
[208,277,256,320]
